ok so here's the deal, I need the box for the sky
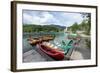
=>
[23,10,85,27]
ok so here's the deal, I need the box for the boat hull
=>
[37,44,64,60]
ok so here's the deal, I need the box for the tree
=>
[80,13,91,35]
[71,22,79,33]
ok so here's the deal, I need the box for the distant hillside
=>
[50,24,66,29]
[23,24,66,33]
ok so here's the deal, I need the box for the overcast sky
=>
[23,10,84,27]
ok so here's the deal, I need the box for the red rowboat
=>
[37,44,64,60]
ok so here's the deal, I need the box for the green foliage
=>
[68,22,79,33]
[23,24,64,33]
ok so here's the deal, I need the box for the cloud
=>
[39,12,54,23]
[23,12,42,24]
[40,12,62,25]
[23,11,61,25]
[23,13,33,24]
[23,10,84,27]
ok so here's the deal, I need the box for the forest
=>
[23,24,66,33]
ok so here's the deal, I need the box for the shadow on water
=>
[23,38,34,53]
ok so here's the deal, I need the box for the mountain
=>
[50,25,66,29]
[23,24,66,33]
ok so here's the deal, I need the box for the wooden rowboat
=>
[28,38,42,45]
[37,43,64,60]
[28,35,55,45]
